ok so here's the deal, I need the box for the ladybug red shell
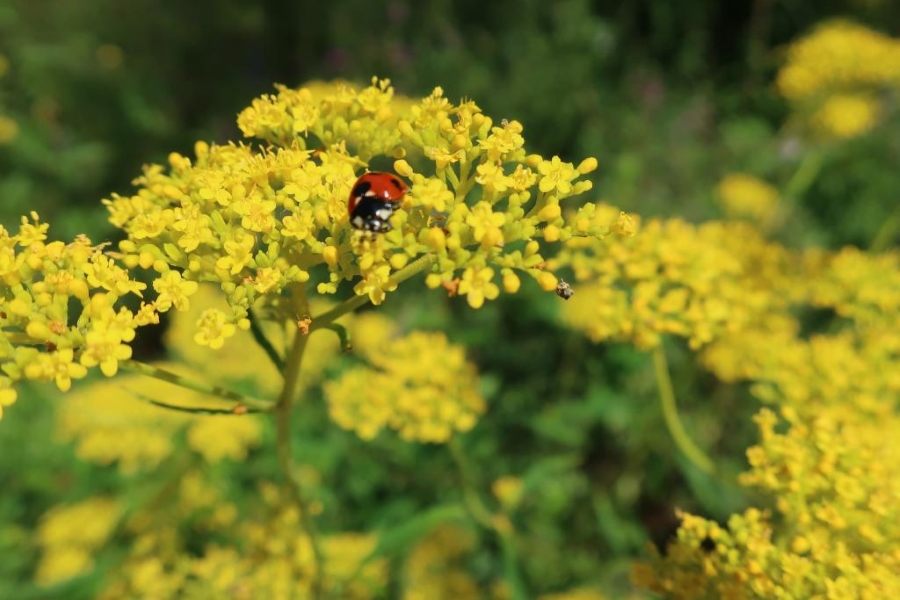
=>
[348,172,409,232]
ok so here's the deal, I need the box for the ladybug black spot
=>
[388,176,404,190]
[352,181,372,198]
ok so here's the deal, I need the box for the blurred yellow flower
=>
[403,524,481,600]
[556,212,789,350]
[104,483,386,599]
[777,20,900,140]
[186,413,262,462]
[326,324,485,443]
[0,115,18,145]
[777,20,900,100]
[492,476,524,511]
[715,173,779,224]
[56,364,264,471]
[811,93,880,140]
[35,497,122,586]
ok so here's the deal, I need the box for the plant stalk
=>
[652,345,715,474]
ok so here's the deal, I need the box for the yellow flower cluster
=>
[402,524,482,600]
[1,213,157,415]
[777,20,900,101]
[700,248,900,409]
[555,209,789,350]
[35,497,123,586]
[101,76,608,340]
[634,241,900,596]
[3,77,613,421]
[636,414,900,598]
[810,93,881,140]
[715,173,780,225]
[326,314,485,442]
[803,246,900,330]
[776,20,900,140]
[99,482,385,599]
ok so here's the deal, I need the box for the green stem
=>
[448,439,528,600]
[321,323,352,352]
[652,345,715,474]
[276,314,325,599]
[135,394,265,415]
[774,149,825,229]
[310,254,437,331]
[784,150,824,201]
[448,439,494,528]
[248,308,285,370]
[444,164,461,190]
[120,360,274,412]
[498,530,528,600]
[870,204,900,253]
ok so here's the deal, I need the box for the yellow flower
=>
[402,524,480,600]
[556,213,787,350]
[715,173,780,224]
[458,266,500,309]
[811,93,880,140]
[478,120,526,162]
[776,20,900,140]
[194,308,237,349]
[233,195,278,233]
[35,497,122,586]
[171,203,214,251]
[22,348,88,392]
[38,497,122,549]
[326,327,485,443]
[186,415,263,462]
[776,20,900,101]
[152,269,199,312]
[354,263,398,305]
[55,375,189,472]
[79,326,134,377]
[492,476,524,511]
[475,162,512,195]
[215,230,255,275]
[467,202,506,248]
[538,156,579,195]
[0,115,18,145]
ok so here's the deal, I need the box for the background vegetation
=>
[2,0,899,598]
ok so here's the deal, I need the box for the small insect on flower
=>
[555,279,574,300]
[348,172,409,233]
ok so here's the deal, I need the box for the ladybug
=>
[348,172,408,232]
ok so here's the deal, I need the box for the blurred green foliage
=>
[2,0,899,597]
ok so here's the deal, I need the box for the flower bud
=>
[502,272,521,293]
[536,271,558,291]
[393,159,414,178]
[577,157,598,174]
